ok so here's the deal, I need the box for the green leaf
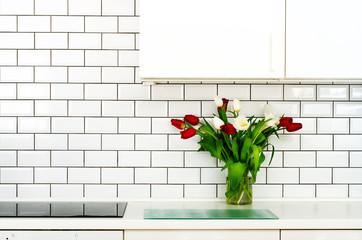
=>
[251,144,260,171]
[259,152,266,168]
[267,143,275,166]
[240,137,252,162]
[231,137,239,161]
[228,162,247,190]
[255,133,266,145]
[215,139,223,160]
[221,159,234,171]
[225,188,238,199]
[217,108,227,123]
[222,132,232,150]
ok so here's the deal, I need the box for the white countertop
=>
[1,200,362,230]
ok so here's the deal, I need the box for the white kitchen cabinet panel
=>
[140,0,285,81]
[282,230,362,240]
[125,230,279,240]
[0,231,123,240]
[286,0,362,78]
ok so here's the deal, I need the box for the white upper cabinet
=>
[140,0,285,82]
[286,0,362,79]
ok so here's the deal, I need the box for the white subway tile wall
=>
[0,0,361,200]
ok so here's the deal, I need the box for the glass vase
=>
[226,176,253,205]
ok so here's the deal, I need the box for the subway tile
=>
[118,51,139,66]
[35,134,67,150]
[0,84,16,99]
[85,118,117,133]
[35,33,67,49]
[301,135,333,150]
[103,34,134,49]
[85,84,117,100]
[267,168,299,183]
[85,185,117,198]
[118,185,150,198]
[317,85,349,100]
[85,50,117,66]
[335,135,362,150]
[69,33,101,49]
[0,16,16,31]
[0,67,33,82]
[334,168,362,183]
[51,84,83,99]
[69,0,101,15]
[18,117,50,133]
[52,117,84,133]
[0,117,16,133]
[51,184,83,198]
[300,168,331,183]
[334,102,362,117]
[169,135,200,151]
[0,0,33,15]
[118,151,150,167]
[350,85,362,100]
[35,0,67,15]
[35,168,67,183]
[0,185,16,198]
[118,17,140,32]
[268,101,300,117]
[218,85,250,100]
[35,67,67,83]
[316,185,348,198]
[283,185,315,198]
[18,151,50,166]
[251,85,283,100]
[217,185,227,198]
[255,168,266,184]
[85,151,117,167]
[152,85,184,100]
[135,135,167,150]
[85,17,117,32]
[201,168,225,184]
[69,67,101,83]
[0,50,17,65]
[269,135,300,151]
[351,119,362,133]
[68,168,100,183]
[119,84,150,100]
[152,118,179,134]
[185,85,217,100]
[102,67,134,83]
[0,33,34,49]
[261,152,283,168]
[18,16,50,32]
[168,168,200,184]
[102,134,134,150]
[102,101,134,117]
[317,118,349,134]
[284,85,316,100]
[350,185,362,198]
[0,101,33,116]
[317,151,348,167]
[185,185,216,198]
[69,101,101,116]
[102,0,134,15]
[51,151,84,167]
[18,185,50,198]
[69,134,101,150]
[136,101,168,117]
[151,151,183,167]
[52,16,84,32]
[238,101,267,117]
[169,101,200,117]
[18,84,50,99]
[102,168,133,183]
[253,185,283,198]
[284,152,315,167]
[151,185,183,198]
[35,100,67,116]
[52,50,84,66]
[0,134,34,150]
[0,168,33,183]
[18,50,50,66]
[0,151,16,166]
[350,152,362,167]
[301,102,333,117]
[119,118,151,133]
[135,168,167,184]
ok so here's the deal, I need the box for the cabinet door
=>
[282,230,362,240]
[125,230,279,240]
[140,0,285,80]
[286,0,362,78]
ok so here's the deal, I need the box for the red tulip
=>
[286,123,303,132]
[180,128,196,139]
[279,117,293,127]
[184,115,199,125]
[220,124,236,135]
[218,98,229,111]
[171,119,185,130]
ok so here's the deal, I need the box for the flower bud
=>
[213,116,224,130]
[214,96,223,107]
[180,128,196,139]
[232,99,241,112]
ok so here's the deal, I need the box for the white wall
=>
[0,0,362,199]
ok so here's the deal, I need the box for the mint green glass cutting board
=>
[144,209,278,219]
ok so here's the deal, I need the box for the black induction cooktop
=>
[0,202,127,217]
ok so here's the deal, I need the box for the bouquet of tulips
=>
[171,96,302,204]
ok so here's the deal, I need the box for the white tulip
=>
[232,99,241,112]
[233,114,249,131]
[214,96,223,107]
[213,116,224,130]
[264,105,280,129]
